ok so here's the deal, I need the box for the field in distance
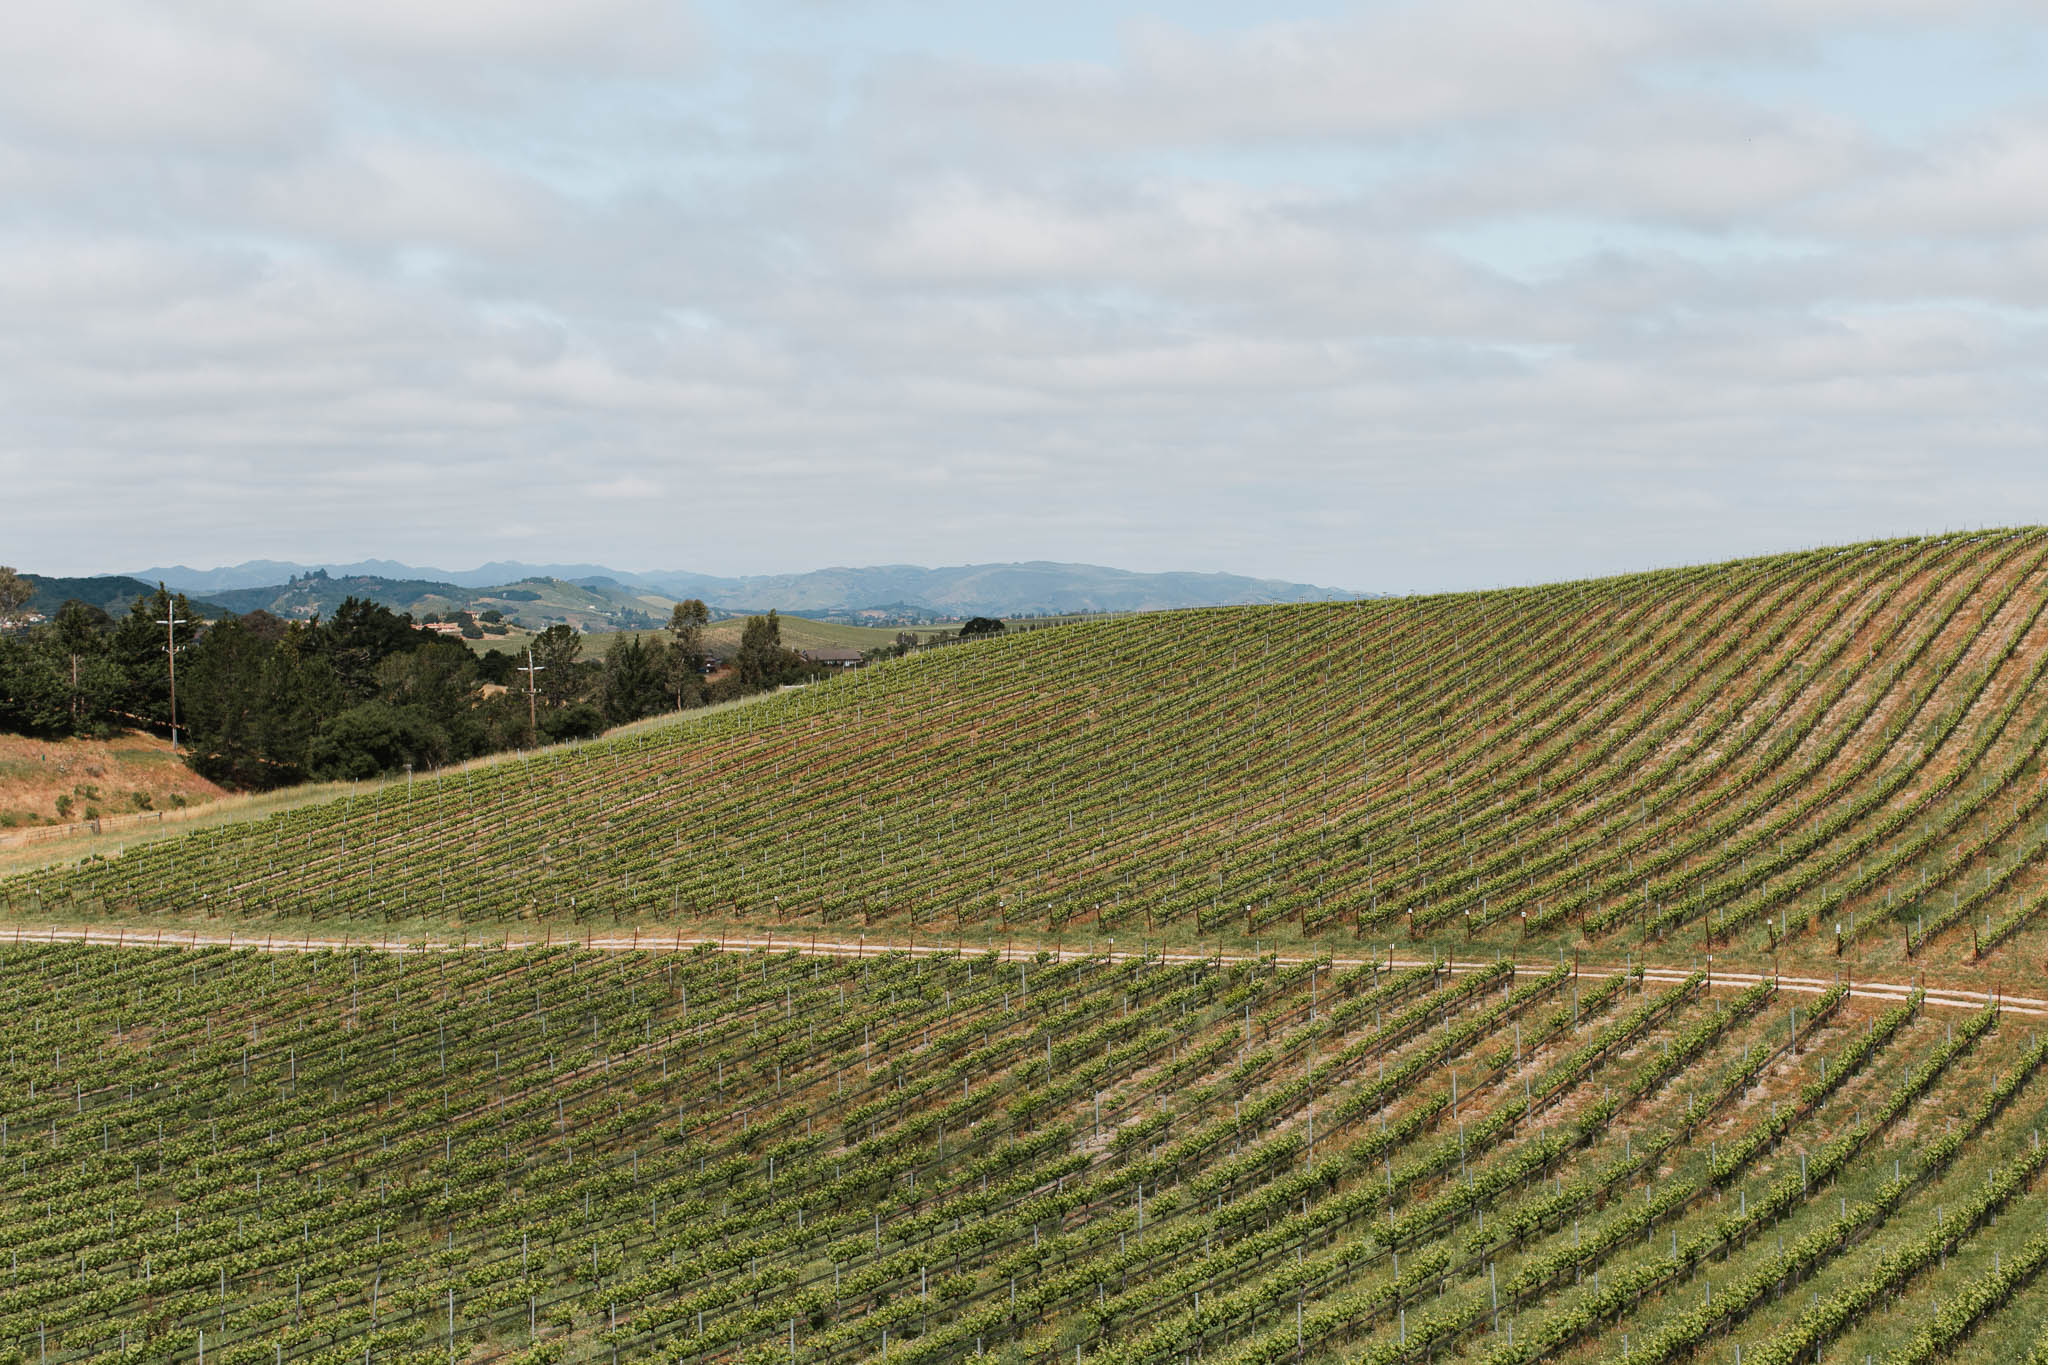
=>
[463,614,933,663]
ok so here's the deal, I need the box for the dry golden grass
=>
[0,729,227,830]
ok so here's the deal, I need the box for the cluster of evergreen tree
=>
[0,579,822,788]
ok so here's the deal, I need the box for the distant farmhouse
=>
[800,648,866,670]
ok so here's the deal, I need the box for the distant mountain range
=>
[120,560,1357,618]
[126,560,628,593]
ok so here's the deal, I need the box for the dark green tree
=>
[539,700,605,743]
[733,610,814,689]
[319,597,423,704]
[305,702,452,781]
[108,587,202,735]
[473,687,533,751]
[0,566,32,625]
[527,625,587,710]
[666,599,711,709]
[475,649,517,686]
[0,634,70,734]
[600,634,670,724]
[247,627,342,783]
[375,638,484,757]
[48,601,113,731]
[180,613,279,785]
[236,609,290,646]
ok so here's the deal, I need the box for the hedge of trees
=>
[0,581,821,787]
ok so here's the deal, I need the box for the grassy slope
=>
[0,729,228,829]
[14,529,2048,994]
[208,574,682,633]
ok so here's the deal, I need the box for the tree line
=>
[0,567,823,787]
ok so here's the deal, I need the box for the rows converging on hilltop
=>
[10,531,2048,985]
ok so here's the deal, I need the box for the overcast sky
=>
[3,0,2046,591]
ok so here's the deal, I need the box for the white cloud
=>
[863,179,1354,282]
[0,3,313,148]
[587,475,667,500]
[3,0,2048,590]
[256,0,697,65]
[1808,111,2048,235]
[861,1,1695,157]
[245,140,563,252]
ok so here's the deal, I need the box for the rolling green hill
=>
[201,573,685,634]
[11,530,2048,1365]
[20,573,226,619]
[13,528,2048,987]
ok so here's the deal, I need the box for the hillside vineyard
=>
[13,532,2048,1364]
[15,530,2048,978]
[12,940,2048,1365]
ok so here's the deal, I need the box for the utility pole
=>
[157,599,188,750]
[518,645,544,741]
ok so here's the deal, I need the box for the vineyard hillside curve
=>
[11,530,2048,997]
[3,939,2048,1364]
[13,531,2048,1362]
